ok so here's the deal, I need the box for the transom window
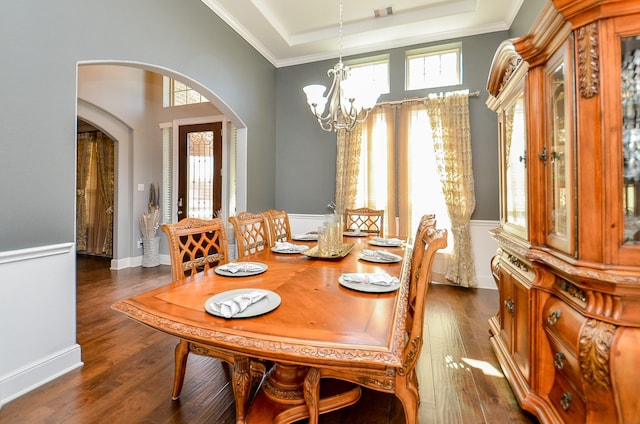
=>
[346,55,390,95]
[163,77,209,107]
[406,43,462,90]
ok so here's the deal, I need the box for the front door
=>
[177,122,222,220]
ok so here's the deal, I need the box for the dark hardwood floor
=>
[0,255,537,424]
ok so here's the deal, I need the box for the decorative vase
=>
[142,237,160,267]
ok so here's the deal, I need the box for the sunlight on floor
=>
[461,357,504,378]
[442,354,504,377]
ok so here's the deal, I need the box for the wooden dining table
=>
[112,235,409,423]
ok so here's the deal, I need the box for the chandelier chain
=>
[338,0,343,62]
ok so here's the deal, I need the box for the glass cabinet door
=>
[501,90,528,239]
[544,42,575,254]
[622,36,640,245]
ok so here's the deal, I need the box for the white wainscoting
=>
[289,214,499,290]
[0,243,82,408]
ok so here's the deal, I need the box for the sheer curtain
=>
[356,104,396,235]
[426,92,477,287]
[345,90,477,287]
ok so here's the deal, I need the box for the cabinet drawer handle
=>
[547,310,562,325]
[560,392,572,411]
[504,299,515,315]
[553,352,565,370]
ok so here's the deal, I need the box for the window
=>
[406,43,462,90]
[346,55,390,95]
[163,77,209,107]
[358,106,451,244]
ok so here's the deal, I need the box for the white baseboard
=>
[110,254,171,270]
[0,345,83,408]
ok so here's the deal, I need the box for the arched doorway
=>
[77,61,248,268]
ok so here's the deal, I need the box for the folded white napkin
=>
[362,249,400,261]
[341,272,400,286]
[293,233,318,240]
[372,237,403,246]
[217,262,263,273]
[274,242,308,252]
[209,290,268,318]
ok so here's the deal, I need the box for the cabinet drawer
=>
[542,295,586,349]
[549,371,586,423]
[545,330,583,396]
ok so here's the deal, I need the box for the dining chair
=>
[344,207,385,236]
[229,212,272,257]
[302,222,448,424]
[162,217,229,281]
[162,217,268,408]
[264,209,292,244]
[161,217,231,399]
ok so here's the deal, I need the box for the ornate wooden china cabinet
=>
[487,1,640,423]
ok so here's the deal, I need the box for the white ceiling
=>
[202,0,524,67]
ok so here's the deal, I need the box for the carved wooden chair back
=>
[160,217,231,400]
[161,217,229,281]
[344,207,385,236]
[407,214,437,326]
[264,209,292,244]
[229,212,271,257]
[403,227,448,375]
[303,226,448,424]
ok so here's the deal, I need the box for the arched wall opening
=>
[76,61,248,268]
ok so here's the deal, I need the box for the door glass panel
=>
[622,37,640,244]
[544,41,575,255]
[549,62,570,241]
[187,131,215,219]
[505,92,527,231]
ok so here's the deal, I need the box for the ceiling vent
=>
[374,7,393,18]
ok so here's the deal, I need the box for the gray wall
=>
[510,0,547,38]
[275,32,510,220]
[0,0,276,252]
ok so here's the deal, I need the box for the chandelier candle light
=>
[303,0,380,132]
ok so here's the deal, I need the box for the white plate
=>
[343,231,369,237]
[205,289,281,318]
[271,245,309,254]
[291,233,318,241]
[214,262,268,277]
[338,276,400,293]
[358,252,402,263]
[369,238,404,247]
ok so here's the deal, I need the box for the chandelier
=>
[303,0,380,132]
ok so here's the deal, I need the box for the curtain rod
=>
[376,90,480,107]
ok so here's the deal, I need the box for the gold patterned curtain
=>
[335,126,362,216]
[425,91,477,287]
[76,133,93,251]
[76,130,114,257]
[95,132,115,256]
